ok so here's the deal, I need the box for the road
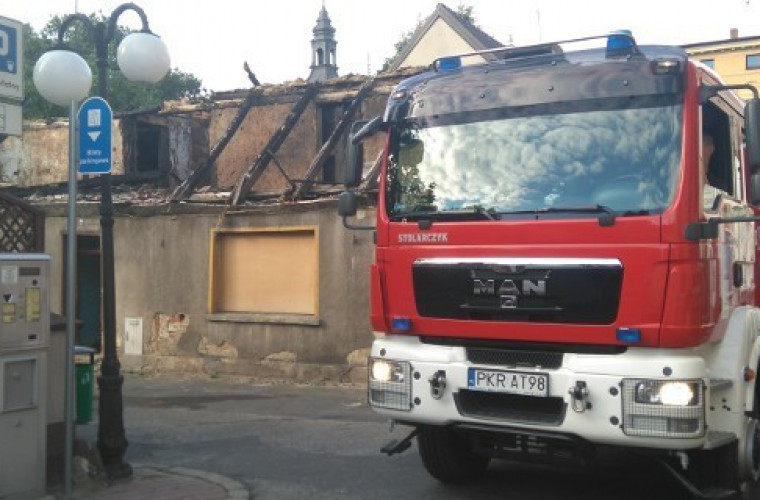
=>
[78,373,691,500]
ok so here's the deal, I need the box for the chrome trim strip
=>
[413,257,622,268]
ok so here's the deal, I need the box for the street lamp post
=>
[33,3,169,481]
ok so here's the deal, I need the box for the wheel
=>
[738,417,760,499]
[417,425,490,484]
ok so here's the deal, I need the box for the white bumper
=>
[370,335,712,450]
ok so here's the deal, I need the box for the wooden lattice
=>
[0,192,45,253]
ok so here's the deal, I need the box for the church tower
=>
[307,4,339,83]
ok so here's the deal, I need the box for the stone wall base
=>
[120,354,368,386]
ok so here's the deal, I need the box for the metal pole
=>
[63,99,79,496]
[52,2,153,483]
[93,19,131,480]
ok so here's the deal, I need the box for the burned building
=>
[0,67,420,381]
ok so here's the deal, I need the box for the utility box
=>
[0,254,49,499]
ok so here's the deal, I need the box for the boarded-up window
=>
[209,227,318,316]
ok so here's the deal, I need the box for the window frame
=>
[701,94,746,212]
[747,54,760,70]
[207,225,320,325]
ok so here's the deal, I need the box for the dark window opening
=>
[702,100,733,196]
[63,234,102,352]
[316,48,324,66]
[136,122,167,173]
[747,54,760,70]
[317,101,350,184]
[701,59,715,69]
[323,157,336,183]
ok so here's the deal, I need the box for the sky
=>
[4,0,759,92]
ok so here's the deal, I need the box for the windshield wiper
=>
[500,205,618,226]
[391,205,498,222]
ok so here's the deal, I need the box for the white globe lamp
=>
[33,50,93,106]
[116,32,170,84]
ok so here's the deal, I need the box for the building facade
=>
[684,29,760,100]
[0,70,415,381]
[387,3,507,71]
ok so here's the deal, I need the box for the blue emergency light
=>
[616,327,641,344]
[606,30,635,57]
[436,56,462,72]
[391,317,412,332]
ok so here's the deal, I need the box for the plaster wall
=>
[399,18,487,69]
[43,201,376,367]
[0,120,125,187]
[687,40,760,100]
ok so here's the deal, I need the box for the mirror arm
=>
[352,116,385,145]
[700,84,759,104]
[342,216,375,231]
[685,216,760,241]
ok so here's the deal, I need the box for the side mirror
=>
[345,122,365,188]
[752,172,760,205]
[345,116,384,188]
[337,191,374,231]
[745,98,760,170]
[338,191,358,217]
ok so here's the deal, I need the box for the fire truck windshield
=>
[386,100,683,221]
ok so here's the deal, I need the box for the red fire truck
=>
[340,33,760,498]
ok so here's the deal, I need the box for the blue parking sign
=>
[0,16,22,100]
[78,97,113,174]
[0,23,17,75]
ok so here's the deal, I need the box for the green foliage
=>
[22,13,203,119]
[22,24,58,119]
[379,4,477,73]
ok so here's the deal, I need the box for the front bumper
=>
[369,335,711,450]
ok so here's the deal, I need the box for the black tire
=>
[738,480,759,500]
[417,425,490,484]
[738,418,760,500]
[687,427,760,500]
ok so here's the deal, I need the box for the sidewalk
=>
[45,464,250,500]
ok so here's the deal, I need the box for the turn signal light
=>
[616,328,641,344]
[391,317,411,332]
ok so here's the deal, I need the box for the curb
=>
[136,464,250,500]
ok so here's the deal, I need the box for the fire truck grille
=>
[466,348,563,369]
[455,390,566,425]
[412,259,623,325]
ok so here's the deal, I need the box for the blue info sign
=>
[0,16,23,100]
[78,97,113,174]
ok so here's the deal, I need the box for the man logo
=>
[473,279,547,309]
[473,279,546,296]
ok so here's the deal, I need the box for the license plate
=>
[467,368,549,397]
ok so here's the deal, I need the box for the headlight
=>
[368,358,412,411]
[635,380,698,406]
[622,378,705,438]
[370,359,406,383]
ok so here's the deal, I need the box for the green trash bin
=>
[74,346,96,424]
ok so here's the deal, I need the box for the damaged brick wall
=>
[168,115,208,187]
[210,101,317,192]
[200,71,421,197]
[0,120,125,187]
[149,312,190,355]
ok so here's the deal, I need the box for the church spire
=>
[307,3,339,82]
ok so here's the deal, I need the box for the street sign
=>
[0,16,23,101]
[0,102,21,136]
[78,97,113,174]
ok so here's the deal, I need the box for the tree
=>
[379,4,477,73]
[22,14,203,119]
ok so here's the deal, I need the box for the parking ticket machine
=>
[0,254,50,499]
